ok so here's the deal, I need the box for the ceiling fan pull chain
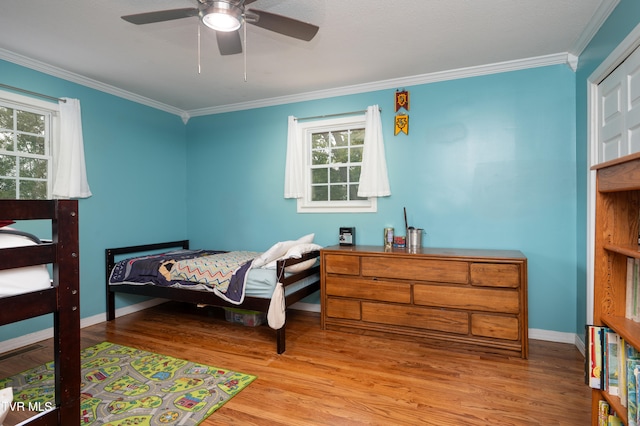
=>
[243,15,247,82]
[197,23,202,74]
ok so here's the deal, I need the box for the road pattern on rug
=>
[0,341,256,425]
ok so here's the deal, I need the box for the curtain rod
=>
[0,83,66,103]
[295,107,381,122]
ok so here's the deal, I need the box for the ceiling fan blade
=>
[122,8,199,25]
[216,30,243,55]
[249,9,319,41]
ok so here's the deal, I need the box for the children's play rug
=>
[0,341,256,425]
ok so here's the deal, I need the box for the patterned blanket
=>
[170,251,260,304]
[109,249,259,304]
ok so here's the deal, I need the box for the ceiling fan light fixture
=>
[202,2,242,32]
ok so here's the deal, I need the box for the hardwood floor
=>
[1,302,590,425]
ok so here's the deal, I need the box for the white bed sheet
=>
[0,230,52,297]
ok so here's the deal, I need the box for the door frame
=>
[587,22,640,324]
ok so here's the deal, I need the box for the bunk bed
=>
[0,200,80,425]
[106,240,321,354]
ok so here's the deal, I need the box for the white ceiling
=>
[0,0,613,117]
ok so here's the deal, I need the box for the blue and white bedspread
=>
[109,249,259,304]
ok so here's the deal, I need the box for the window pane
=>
[311,168,328,184]
[20,179,47,200]
[349,166,361,182]
[330,184,348,201]
[0,178,16,198]
[0,155,16,177]
[350,184,366,200]
[333,147,349,164]
[17,134,45,155]
[332,130,349,147]
[0,132,13,151]
[312,132,330,150]
[20,157,48,179]
[16,110,44,134]
[351,128,365,145]
[311,185,328,201]
[0,107,13,129]
[350,146,363,162]
[329,166,348,183]
[311,149,329,165]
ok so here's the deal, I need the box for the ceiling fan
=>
[121,0,320,56]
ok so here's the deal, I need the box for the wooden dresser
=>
[321,245,528,358]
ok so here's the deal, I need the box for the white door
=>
[597,45,640,163]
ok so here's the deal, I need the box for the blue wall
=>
[9,13,631,342]
[186,65,578,333]
[574,0,640,338]
[0,60,189,342]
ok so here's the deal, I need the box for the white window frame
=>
[296,115,377,213]
[0,90,58,199]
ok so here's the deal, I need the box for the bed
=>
[106,237,321,354]
[0,199,80,425]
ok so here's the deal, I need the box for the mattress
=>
[109,249,319,300]
[0,229,52,297]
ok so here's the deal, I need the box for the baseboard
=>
[0,300,584,356]
[0,298,167,354]
[290,301,321,313]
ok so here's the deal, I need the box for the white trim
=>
[0,298,165,354]
[589,22,640,86]
[569,0,620,57]
[0,47,574,121]
[529,328,579,345]
[586,22,640,328]
[290,301,321,313]
[0,48,185,118]
[189,53,574,117]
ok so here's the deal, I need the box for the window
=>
[0,92,55,199]
[297,115,377,213]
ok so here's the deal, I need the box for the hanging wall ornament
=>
[395,89,410,112]
[394,114,409,135]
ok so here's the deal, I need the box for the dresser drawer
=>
[324,254,360,275]
[414,284,519,314]
[471,314,520,341]
[470,263,520,288]
[361,302,469,334]
[361,256,468,284]
[325,276,411,303]
[326,297,361,320]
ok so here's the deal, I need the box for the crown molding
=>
[569,0,620,58]
[0,47,573,121]
[187,53,573,117]
[0,48,185,118]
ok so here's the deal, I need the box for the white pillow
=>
[262,243,323,271]
[252,233,315,268]
[284,243,322,259]
[283,243,322,273]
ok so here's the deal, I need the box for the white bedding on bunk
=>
[0,230,51,297]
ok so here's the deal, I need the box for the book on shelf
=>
[587,325,605,389]
[598,398,625,425]
[607,330,621,396]
[626,257,640,322]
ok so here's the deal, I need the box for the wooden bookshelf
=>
[592,154,640,425]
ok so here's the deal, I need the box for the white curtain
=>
[284,115,304,199]
[358,104,391,197]
[284,105,391,199]
[52,98,92,199]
